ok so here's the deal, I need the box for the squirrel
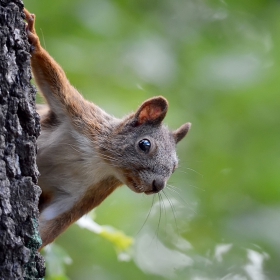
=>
[24,8,191,248]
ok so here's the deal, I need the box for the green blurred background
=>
[24,0,280,279]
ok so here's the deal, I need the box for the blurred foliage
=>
[43,243,72,280]
[76,214,134,260]
[25,0,280,279]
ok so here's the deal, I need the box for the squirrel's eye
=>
[138,139,151,153]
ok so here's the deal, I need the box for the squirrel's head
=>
[98,96,191,194]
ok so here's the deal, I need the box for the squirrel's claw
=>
[24,8,36,32]
[24,8,40,51]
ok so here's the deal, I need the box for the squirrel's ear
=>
[134,96,168,126]
[173,122,191,143]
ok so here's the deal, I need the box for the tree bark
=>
[0,0,45,279]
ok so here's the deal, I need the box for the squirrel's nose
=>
[152,179,165,193]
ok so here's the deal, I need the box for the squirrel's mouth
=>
[123,176,145,194]
[122,173,165,194]
[124,176,165,195]
[131,181,145,193]
[128,181,163,195]
[144,190,155,195]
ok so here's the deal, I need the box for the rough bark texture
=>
[0,0,45,279]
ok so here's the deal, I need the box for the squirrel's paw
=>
[24,8,40,52]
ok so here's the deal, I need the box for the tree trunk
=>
[0,0,45,279]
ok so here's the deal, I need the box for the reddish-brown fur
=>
[24,8,191,249]
[40,177,121,247]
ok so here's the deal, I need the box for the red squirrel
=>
[24,9,191,248]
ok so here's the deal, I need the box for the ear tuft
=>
[173,122,191,144]
[134,96,168,126]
